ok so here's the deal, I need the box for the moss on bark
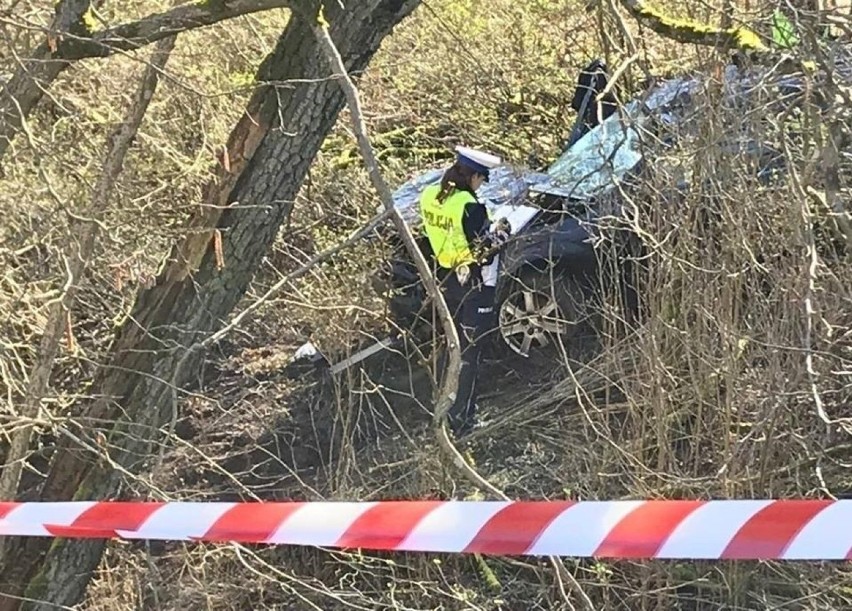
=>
[621,0,768,52]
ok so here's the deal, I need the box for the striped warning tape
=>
[1,500,850,559]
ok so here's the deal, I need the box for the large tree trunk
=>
[0,1,419,609]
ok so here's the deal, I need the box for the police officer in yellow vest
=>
[420,146,511,437]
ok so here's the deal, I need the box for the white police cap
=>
[455,145,501,181]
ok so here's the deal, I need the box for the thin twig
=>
[311,13,461,444]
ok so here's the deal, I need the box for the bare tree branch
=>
[0,0,296,167]
[313,14,595,611]
[54,0,296,60]
[617,0,768,51]
[311,12,462,443]
[0,0,98,164]
[0,35,177,510]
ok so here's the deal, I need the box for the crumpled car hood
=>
[390,74,697,233]
[389,49,852,234]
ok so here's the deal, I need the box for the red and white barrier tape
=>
[1,500,850,559]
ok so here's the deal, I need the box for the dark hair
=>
[437,162,482,203]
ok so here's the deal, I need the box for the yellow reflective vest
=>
[419,184,478,269]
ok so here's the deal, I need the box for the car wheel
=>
[497,267,595,358]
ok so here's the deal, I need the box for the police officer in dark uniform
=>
[419,146,510,437]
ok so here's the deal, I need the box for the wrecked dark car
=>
[375,57,813,358]
[287,55,835,377]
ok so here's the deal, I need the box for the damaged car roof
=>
[390,73,696,233]
[389,55,848,232]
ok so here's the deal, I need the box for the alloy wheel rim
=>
[498,287,565,357]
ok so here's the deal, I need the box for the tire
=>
[494,265,599,359]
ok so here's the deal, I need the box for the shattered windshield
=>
[528,76,697,199]
[527,101,646,200]
[391,74,699,226]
